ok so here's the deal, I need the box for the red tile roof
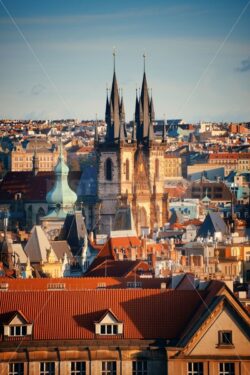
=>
[0,277,171,290]
[85,260,151,277]
[0,289,208,341]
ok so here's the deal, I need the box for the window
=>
[100,324,118,335]
[102,361,116,375]
[219,363,235,375]
[71,362,86,375]
[155,159,159,179]
[40,362,55,375]
[125,159,129,181]
[9,363,24,375]
[132,360,148,375]
[105,158,113,181]
[10,326,27,336]
[188,362,203,375]
[218,331,233,346]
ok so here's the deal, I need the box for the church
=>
[95,56,169,235]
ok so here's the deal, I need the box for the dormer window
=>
[3,311,32,338]
[100,324,118,335]
[10,325,27,336]
[95,309,123,336]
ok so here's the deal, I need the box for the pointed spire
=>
[139,53,151,142]
[105,50,124,144]
[105,87,110,124]
[143,52,146,74]
[150,90,155,122]
[132,114,137,143]
[119,89,125,124]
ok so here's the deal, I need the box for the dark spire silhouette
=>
[149,89,155,122]
[105,49,125,144]
[135,54,154,145]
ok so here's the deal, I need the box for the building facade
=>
[0,280,249,375]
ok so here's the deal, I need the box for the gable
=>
[186,305,250,357]
[9,314,27,325]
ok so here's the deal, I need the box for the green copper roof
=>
[46,141,77,208]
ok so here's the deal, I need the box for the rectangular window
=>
[132,360,148,375]
[100,324,118,335]
[188,362,203,375]
[10,326,27,336]
[102,361,116,375]
[40,362,55,375]
[71,361,86,375]
[218,331,233,346]
[9,363,24,375]
[219,363,235,375]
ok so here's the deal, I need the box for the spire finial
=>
[113,46,116,72]
[143,52,146,73]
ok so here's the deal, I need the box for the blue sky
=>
[0,0,249,122]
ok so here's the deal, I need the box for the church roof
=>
[197,212,229,238]
[24,225,58,263]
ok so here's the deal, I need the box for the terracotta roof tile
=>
[0,289,207,341]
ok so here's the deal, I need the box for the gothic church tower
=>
[96,54,168,235]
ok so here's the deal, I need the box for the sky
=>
[0,0,250,122]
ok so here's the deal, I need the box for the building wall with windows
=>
[0,283,249,375]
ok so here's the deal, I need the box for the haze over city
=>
[0,0,250,122]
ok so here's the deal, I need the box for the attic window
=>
[3,311,33,338]
[47,283,65,290]
[95,310,123,336]
[10,325,27,336]
[100,324,118,335]
[218,331,234,347]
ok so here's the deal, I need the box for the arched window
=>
[105,158,113,181]
[125,159,129,181]
[155,159,159,179]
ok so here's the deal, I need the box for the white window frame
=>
[188,362,203,375]
[40,362,55,375]
[219,362,235,375]
[132,360,148,375]
[101,361,116,375]
[100,324,118,335]
[9,363,24,375]
[9,325,27,337]
[71,361,86,375]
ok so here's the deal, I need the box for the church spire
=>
[137,54,153,144]
[149,89,155,122]
[105,49,123,144]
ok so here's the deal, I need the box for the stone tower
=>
[96,54,168,235]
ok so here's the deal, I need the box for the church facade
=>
[95,61,169,235]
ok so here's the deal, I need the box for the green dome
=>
[46,146,77,209]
